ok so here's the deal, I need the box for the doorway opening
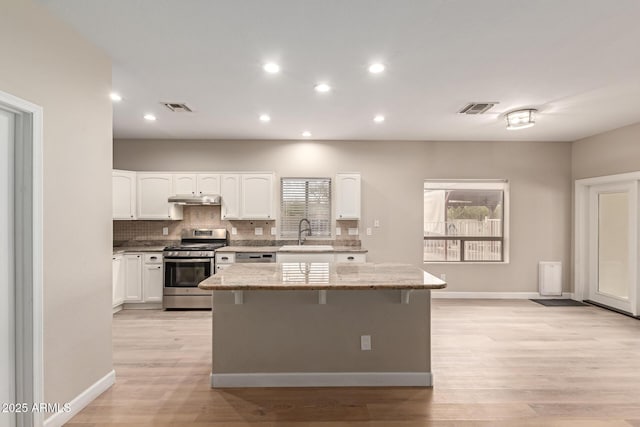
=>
[0,90,44,427]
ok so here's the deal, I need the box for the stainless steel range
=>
[163,228,228,309]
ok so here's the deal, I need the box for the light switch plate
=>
[162,227,169,236]
[271,227,277,235]
[231,227,237,235]
[360,335,371,351]
[348,228,359,236]
[374,219,380,227]
[255,227,263,236]
[335,227,342,236]
[366,227,372,236]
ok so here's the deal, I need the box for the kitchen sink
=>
[279,245,334,252]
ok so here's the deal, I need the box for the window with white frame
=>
[280,178,332,239]
[423,180,508,262]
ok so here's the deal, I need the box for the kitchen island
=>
[199,262,446,388]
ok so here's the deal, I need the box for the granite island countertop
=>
[199,262,446,291]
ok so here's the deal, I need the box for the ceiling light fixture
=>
[143,114,156,121]
[110,92,122,102]
[314,83,331,93]
[373,114,385,123]
[263,62,280,73]
[302,131,312,137]
[368,63,385,74]
[506,109,537,130]
[259,114,271,122]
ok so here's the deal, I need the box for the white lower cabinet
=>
[123,254,143,302]
[112,254,125,308]
[215,252,235,273]
[122,252,163,306]
[143,264,163,302]
[334,253,367,263]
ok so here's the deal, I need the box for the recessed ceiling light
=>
[368,63,385,74]
[506,109,536,130]
[110,92,122,102]
[373,115,385,123]
[302,131,312,137]
[314,83,331,93]
[259,114,271,122]
[143,114,156,121]
[263,63,280,73]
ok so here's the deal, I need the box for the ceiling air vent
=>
[458,102,498,115]
[162,102,193,113]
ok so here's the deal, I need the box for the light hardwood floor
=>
[67,299,640,426]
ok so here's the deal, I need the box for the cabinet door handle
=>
[156,266,162,269]
[347,256,354,260]
[150,256,157,260]
[221,256,229,261]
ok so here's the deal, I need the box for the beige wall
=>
[1,0,113,407]
[115,139,572,293]
[572,122,640,180]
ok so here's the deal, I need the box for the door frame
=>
[0,90,44,427]
[575,172,640,316]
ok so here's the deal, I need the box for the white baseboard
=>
[44,369,115,427]
[432,291,575,300]
[211,372,432,388]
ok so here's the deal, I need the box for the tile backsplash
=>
[114,205,360,246]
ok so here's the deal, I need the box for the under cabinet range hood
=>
[168,194,222,205]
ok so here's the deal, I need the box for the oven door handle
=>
[163,258,213,263]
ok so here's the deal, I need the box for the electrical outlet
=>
[348,228,359,236]
[162,227,169,236]
[231,227,237,235]
[255,227,263,236]
[271,227,277,235]
[374,219,380,227]
[440,273,446,281]
[366,227,372,236]
[335,227,341,236]
[360,335,371,351]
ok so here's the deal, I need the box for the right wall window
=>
[424,180,509,262]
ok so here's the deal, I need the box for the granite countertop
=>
[216,246,368,253]
[217,246,281,253]
[113,246,166,254]
[199,262,446,291]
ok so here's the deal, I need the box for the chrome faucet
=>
[298,218,312,245]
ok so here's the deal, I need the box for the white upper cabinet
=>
[335,173,361,220]
[137,173,183,220]
[241,174,274,219]
[173,173,221,196]
[220,174,241,219]
[196,174,221,195]
[112,170,136,220]
[173,174,197,195]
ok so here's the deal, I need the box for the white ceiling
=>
[38,0,640,141]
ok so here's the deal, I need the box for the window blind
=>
[280,178,331,238]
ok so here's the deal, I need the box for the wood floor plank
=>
[65,299,640,425]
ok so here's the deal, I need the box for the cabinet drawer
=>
[335,253,366,263]
[216,252,235,264]
[144,253,163,264]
